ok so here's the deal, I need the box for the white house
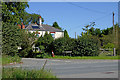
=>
[25,16,64,39]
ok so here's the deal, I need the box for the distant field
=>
[47,55,119,60]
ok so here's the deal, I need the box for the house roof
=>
[25,24,63,32]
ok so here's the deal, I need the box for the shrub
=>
[2,23,21,56]
[73,35,100,56]
[103,43,114,49]
[35,32,54,55]
[52,37,75,55]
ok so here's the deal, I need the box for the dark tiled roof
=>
[25,24,63,32]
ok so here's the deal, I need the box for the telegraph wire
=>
[66,2,106,14]
[69,12,113,31]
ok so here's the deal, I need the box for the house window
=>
[50,32,55,38]
[36,34,39,37]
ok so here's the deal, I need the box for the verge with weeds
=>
[47,55,119,60]
[2,67,58,79]
[2,55,21,65]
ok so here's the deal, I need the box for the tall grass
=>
[0,56,1,80]
[2,67,58,79]
[2,55,21,65]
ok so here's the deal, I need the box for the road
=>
[4,58,118,78]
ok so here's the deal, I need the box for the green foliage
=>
[82,22,95,35]
[52,35,100,56]
[35,32,54,55]
[52,22,62,30]
[103,43,114,49]
[2,68,57,78]
[52,37,75,55]
[2,2,29,24]
[2,2,31,57]
[99,52,113,56]
[19,30,36,57]
[22,12,44,26]
[64,30,69,38]
[101,27,113,35]
[2,55,21,65]
[73,35,100,56]
[116,26,120,55]
[2,23,21,56]
[89,27,101,36]
[100,34,114,46]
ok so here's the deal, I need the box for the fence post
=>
[113,48,116,56]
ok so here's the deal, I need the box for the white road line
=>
[65,61,71,62]
[51,60,61,61]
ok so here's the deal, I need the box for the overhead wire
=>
[66,2,106,14]
[26,2,115,32]
[67,12,112,31]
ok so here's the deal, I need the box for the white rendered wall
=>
[54,32,64,39]
[28,30,64,39]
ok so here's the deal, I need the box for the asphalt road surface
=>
[4,58,118,78]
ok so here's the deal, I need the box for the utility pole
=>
[75,32,76,39]
[113,12,116,56]
[113,12,115,37]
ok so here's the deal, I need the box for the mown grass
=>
[2,55,21,65]
[2,67,58,79]
[47,55,119,60]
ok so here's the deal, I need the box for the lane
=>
[44,60,118,78]
[3,58,118,78]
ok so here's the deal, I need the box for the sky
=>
[25,2,118,38]
[28,0,120,2]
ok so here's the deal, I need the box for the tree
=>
[116,26,120,55]
[22,13,44,26]
[0,2,2,55]
[82,22,95,35]
[2,2,29,56]
[94,28,101,36]
[52,22,62,30]
[101,27,113,35]
[2,23,21,56]
[19,30,36,57]
[89,27,95,35]
[64,30,69,38]
[2,2,29,24]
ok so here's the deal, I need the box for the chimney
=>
[22,25,25,29]
[18,24,21,29]
[21,22,25,29]
[39,16,42,27]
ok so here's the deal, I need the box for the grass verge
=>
[2,67,58,79]
[0,56,1,80]
[0,56,1,63]
[2,55,21,65]
[47,55,119,60]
